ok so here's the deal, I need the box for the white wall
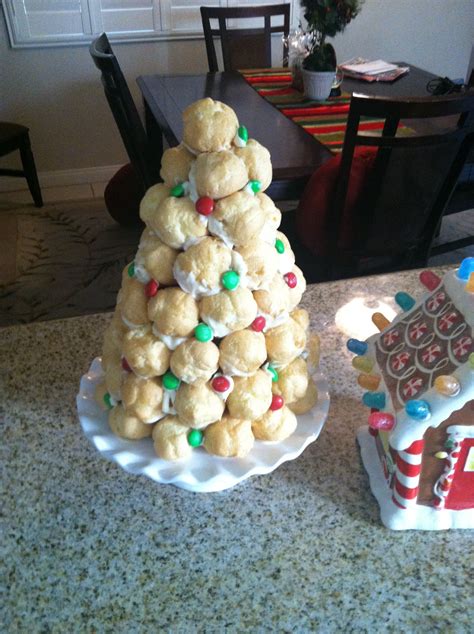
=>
[1,0,473,180]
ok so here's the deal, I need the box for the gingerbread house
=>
[349,257,474,530]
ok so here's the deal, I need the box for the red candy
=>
[251,316,266,332]
[196,197,214,216]
[212,376,231,393]
[284,272,297,288]
[270,395,284,411]
[145,279,159,297]
[368,411,395,431]
[121,358,132,372]
[419,270,441,291]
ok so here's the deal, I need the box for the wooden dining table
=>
[137,63,437,199]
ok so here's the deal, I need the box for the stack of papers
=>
[340,58,409,82]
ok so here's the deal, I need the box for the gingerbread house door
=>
[445,426,474,511]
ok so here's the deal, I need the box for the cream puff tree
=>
[98,98,320,460]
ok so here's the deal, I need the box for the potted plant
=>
[300,0,363,100]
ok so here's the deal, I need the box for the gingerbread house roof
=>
[348,259,474,451]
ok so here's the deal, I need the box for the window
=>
[3,0,297,48]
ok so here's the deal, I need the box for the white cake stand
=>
[77,358,330,492]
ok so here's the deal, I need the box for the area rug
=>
[0,199,142,327]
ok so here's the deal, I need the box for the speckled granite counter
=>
[2,266,472,632]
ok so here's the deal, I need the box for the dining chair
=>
[200,4,290,72]
[90,33,161,198]
[281,90,474,282]
[0,122,43,207]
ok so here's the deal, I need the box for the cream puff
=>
[193,151,248,200]
[160,144,195,186]
[265,317,307,367]
[170,338,220,384]
[272,357,309,404]
[235,238,279,290]
[274,231,296,274]
[102,310,128,371]
[139,183,170,226]
[252,405,297,441]
[257,193,282,244]
[148,195,208,249]
[174,381,225,428]
[117,264,149,329]
[122,326,171,378]
[199,287,258,337]
[218,329,267,376]
[233,139,272,192]
[285,265,307,311]
[306,332,321,372]
[134,229,178,286]
[288,378,318,415]
[253,274,290,322]
[148,287,199,342]
[290,308,310,332]
[183,98,239,153]
[108,404,153,440]
[152,416,193,460]
[173,237,232,298]
[208,191,266,248]
[121,374,163,423]
[104,353,125,400]
[204,415,254,457]
[226,369,272,420]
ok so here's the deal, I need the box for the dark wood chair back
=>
[200,4,290,72]
[89,33,160,192]
[325,90,474,278]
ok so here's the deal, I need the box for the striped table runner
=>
[240,67,403,153]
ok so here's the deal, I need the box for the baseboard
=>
[0,164,123,192]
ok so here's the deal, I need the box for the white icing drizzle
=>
[162,389,177,415]
[243,182,257,196]
[231,250,249,288]
[173,261,220,300]
[142,411,166,424]
[182,141,199,156]
[133,261,151,284]
[200,314,233,338]
[259,222,278,245]
[208,216,234,249]
[121,315,145,330]
[187,163,200,203]
[259,310,290,332]
[276,250,295,275]
[233,132,247,148]
[152,325,188,350]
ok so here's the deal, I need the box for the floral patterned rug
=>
[0,198,472,328]
[0,199,142,327]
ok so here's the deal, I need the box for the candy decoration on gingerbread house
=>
[351,257,474,530]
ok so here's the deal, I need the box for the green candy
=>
[187,429,203,447]
[249,180,262,194]
[171,183,185,197]
[469,352,474,368]
[163,371,180,391]
[268,365,279,382]
[222,270,240,291]
[238,125,248,142]
[194,323,213,342]
[127,262,135,278]
[103,393,113,409]
[275,239,285,254]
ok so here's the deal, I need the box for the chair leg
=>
[19,134,43,207]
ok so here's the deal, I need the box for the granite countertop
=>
[2,265,472,632]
